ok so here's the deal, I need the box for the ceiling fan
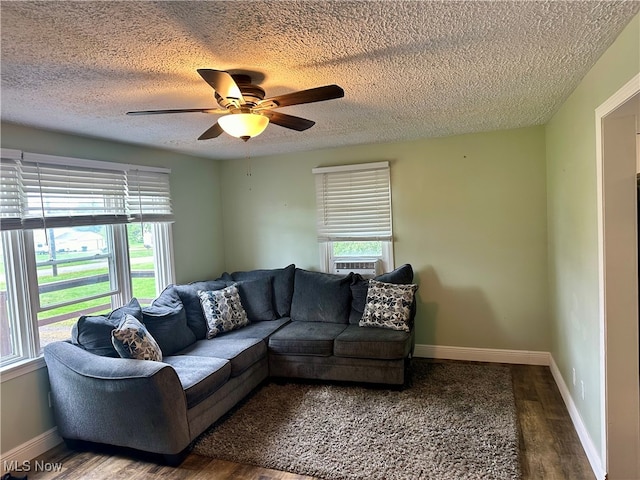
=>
[126,69,345,142]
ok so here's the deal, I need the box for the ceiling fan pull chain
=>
[245,144,252,177]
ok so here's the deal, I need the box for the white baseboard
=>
[414,343,550,366]
[0,427,62,474]
[549,357,606,480]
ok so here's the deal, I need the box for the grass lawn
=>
[1,243,158,347]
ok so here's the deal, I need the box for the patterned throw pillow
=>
[198,284,250,339]
[111,314,163,361]
[359,279,418,332]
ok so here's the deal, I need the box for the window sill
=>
[0,356,46,383]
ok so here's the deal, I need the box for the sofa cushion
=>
[376,263,414,284]
[290,269,352,324]
[268,321,348,356]
[350,264,414,324]
[234,277,277,321]
[231,264,295,317]
[177,338,266,377]
[173,280,228,339]
[198,285,249,339]
[162,356,231,409]
[359,280,418,332]
[334,324,411,360]
[71,298,142,357]
[216,317,290,341]
[142,302,196,356]
[111,314,163,361]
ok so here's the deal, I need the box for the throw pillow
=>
[233,277,277,321]
[376,263,414,284]
[173,280,229,339]
[359,279,418,332]
[111,314,163,361]
[198,285,250,339]
[231,264,295,317]
[142,303,196,355]
[71,298,143,357]
[349,264,415,324]
[290,269,353,323]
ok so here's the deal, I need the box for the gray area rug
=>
[193,360,522,480]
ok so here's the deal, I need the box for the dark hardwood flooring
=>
[19,362,595,480]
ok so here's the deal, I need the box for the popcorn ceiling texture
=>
[1,1,638,160]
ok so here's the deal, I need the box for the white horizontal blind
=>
[0,151,173,230]
[127,169,174,223]
[313,162,392,242]
[20,159,128,229]
[0,150,24,231]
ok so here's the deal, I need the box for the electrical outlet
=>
[572,368,576,386]
[581,381,585,400]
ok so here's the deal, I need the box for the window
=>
[0,149,175,369]
[313,162,394,274]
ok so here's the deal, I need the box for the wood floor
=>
[19,362,595,480]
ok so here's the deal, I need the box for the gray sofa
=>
[44,264,417,464]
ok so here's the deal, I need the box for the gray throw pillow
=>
[233,277,277,321]
[290,269,353,323]
[142,302,196,355]
[71,298,142,357]
[231,264,295,317]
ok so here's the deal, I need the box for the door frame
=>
[595,72,640,478]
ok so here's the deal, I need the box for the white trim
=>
[413,344,550,365]
[549,356,606,480]
[595,72,640,475]
[312,161,389,174]
[0,427,62,474]
[0,356,45,382]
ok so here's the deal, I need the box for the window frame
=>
[313,162,395,274]
[0,150,175,377]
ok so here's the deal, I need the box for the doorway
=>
[596,74,640,479]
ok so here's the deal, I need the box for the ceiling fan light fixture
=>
[218,112,269,141]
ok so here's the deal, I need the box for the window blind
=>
[20,158,129,229]
[313,162,392,242]
[0,150,24,231]
[0,150,173,230]
[127,169,174,223]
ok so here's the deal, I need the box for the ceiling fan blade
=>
[257,84,344,110]
[264,111,315,131]
[198,122,224,140]
[197,69,245,105]
[126,108,227,115]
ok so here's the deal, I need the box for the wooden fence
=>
[0,271,154,357]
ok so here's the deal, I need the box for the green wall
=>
[0,123,226,454]
[220,126,550,350]
[545,13,639,456]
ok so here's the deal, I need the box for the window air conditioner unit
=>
[333,259,383,278]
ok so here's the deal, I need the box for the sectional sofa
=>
[43,264,417,464]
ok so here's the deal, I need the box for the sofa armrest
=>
[44,341,191,455]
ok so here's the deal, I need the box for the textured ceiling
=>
[1,1,638,160]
